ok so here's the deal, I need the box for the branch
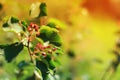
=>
[27,39,34,63]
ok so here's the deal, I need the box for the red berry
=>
[34,24,38,27]
[35,26,39,31]
[46,45,51,48]
[36,43,44,51]
[30,23,34,28]
[41,52,46,57]
[27,27,32,32]
[48,50,52,54]
[52,48,57,51]
[29,23,33,26]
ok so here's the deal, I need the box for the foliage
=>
[0,2,63,80]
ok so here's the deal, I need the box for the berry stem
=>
[27,36,34,63]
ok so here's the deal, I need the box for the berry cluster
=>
[27,23,40,36]
[26,23,58,59]
[27,23,40,42]
[33,43,57,57]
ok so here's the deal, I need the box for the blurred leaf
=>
[11,17,19,23]
[47,22,56,28]
[21,21,28,27]
[2,16,24,33]
[0,3,3,10]
[44,56,55,70]
[3,42,23,62]
[39,2,47,17]
[3,22,9,28]
[0,44,9,49]
[34,67,43,80]
[55,47,64,55]
[44,55,52,62]
[37,26,62,46]
[44,56,60,70]
[29,2,41,18]
[49,32,62,47]
[36,60,49,80]
[17,61,34,80]
[47,74,55,80]
[10,23,23,33]
[29,2,47,18]
[17,61,29,69]
[49,60,58,70]
[67,49,75,58]
[21,21,28,31]
[4,62,18,80]
[48,18,67,29]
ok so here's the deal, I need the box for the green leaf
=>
[3,22,9,28]
[4,42,24,62]
[0,44,9,49]
[4,61,18,80]
[48,18,67,29]
[17,61,29,69]
[55,48,64,55]
[36,60,49,80]
[49,32,62,46]
[49,59,61,69]
[39,2,47,17]
[37,26,62,46]
[43,56,60,70]
[47,22,56,28]
[11,16,19,23]
[21,21,28,31]
[49,60,55,70]
[2,17,24,33]
[29,2,41,18]
[17,61,35,80]
[35,67,43,80]
[21,21,28,27]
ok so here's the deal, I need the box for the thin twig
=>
[27,40,33,63]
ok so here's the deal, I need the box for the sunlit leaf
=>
[2,16,23,33]
[48,18,67,29]
[47,22,56,28]
[29,2,41,18]
[37,26,62,46]
[34,67,43,80]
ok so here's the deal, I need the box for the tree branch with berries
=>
[0,2,63,80]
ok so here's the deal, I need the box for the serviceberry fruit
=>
[52,48,57,51]
[48,50,52,54]
[29,23,34,28]
[27,26,32,32]
[41,52,46,57]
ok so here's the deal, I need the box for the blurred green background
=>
[0,0,120,80]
